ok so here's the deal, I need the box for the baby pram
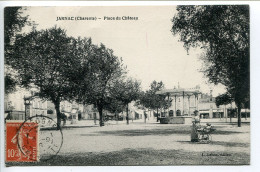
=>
[196,123,216,143]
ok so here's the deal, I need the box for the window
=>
[169,110,174,117]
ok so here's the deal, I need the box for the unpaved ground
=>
[6,120,250,166]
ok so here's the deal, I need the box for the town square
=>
[2,4,252,168]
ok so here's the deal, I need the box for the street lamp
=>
[24,96,32,120]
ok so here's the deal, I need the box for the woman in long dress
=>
[191,110,200,142]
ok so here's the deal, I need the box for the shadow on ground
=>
[209,141,250,147]
[83,126,243,137]
[40,125,98,131]
[6,148,250,166]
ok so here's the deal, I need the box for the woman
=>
[191,110,200,142]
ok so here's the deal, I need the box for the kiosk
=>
[156,86,201,124]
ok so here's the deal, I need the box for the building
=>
[156,85,249,120]
[4,88,28,120]
[4,87,94,121]
[4,87,136,122]
[156,85,201,117]
[119,102,144,120]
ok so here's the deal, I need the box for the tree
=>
[4,73,17,95]
[171,5,249,127]
[109,78,141,124]
[215,93,232,107]
[9,27,87,129]
[149,81,167,109]
[215,93,233,121]
[148,81,166,120]
[4,7,31,50]
[139,81,169,121]
[103,97,125,120]
[4,7,32,94]
[77,43,125,126]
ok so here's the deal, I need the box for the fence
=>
[5,111,25,121]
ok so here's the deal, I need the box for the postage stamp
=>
[6,116,63,162]
[6,121,38,162]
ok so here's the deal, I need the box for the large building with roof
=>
[156,85,201,117]
[156,85,249,122]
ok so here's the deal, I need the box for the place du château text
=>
[56,16,139,21]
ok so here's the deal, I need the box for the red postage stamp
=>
[6,121,39,162]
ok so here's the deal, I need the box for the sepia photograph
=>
[2,4,251,167]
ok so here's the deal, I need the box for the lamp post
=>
[167,93,170,117]
[24,96,32,120]
[174,95,177,117]
[188,95,191,116]
[182,91,185,116]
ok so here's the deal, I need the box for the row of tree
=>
[6,6,249,128]
[5,7,169,129]
[7,26,145,128]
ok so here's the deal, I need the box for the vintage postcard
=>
[2,3,253,169]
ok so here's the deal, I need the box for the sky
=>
[21,6,226,96]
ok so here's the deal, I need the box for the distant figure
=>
[191,110,200,142]
[61,113,67,126]
[94,113,97,125]
[78,112,82,121]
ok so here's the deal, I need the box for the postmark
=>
[17,115,63,161]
